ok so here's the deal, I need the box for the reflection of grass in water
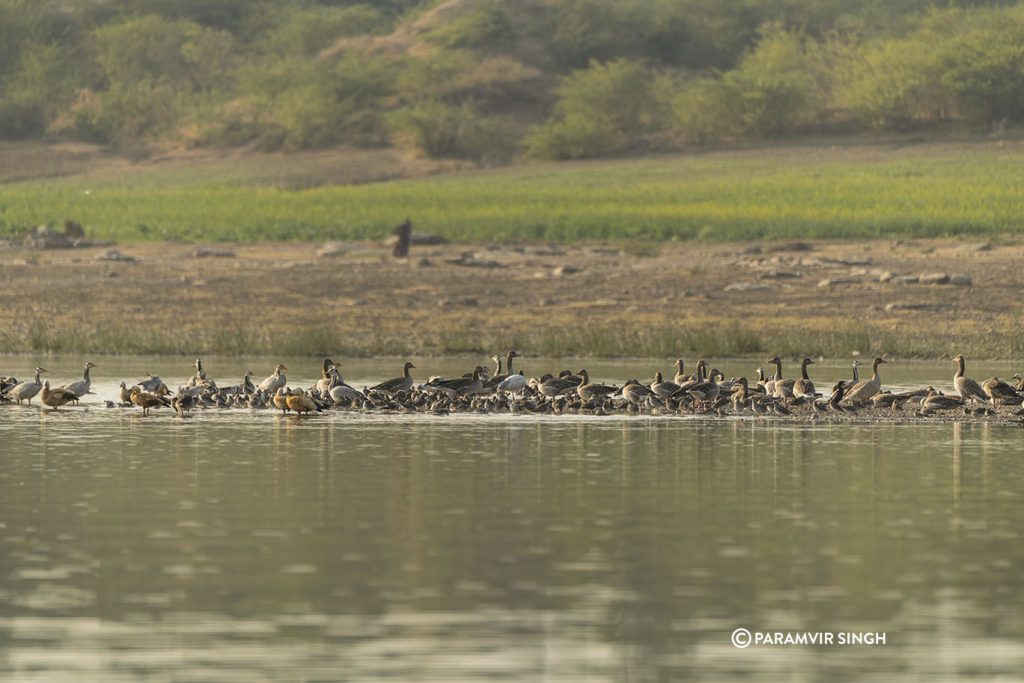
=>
[5,143,1024,242]
[4,317,1021,359]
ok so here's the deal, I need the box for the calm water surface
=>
[1,356,1023,682]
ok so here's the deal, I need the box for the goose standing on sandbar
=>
[370,362,415,395]
[257,364,288,394]
[766,356,795,399]
[844,357,887,405]
[3,367,46,404]
[953,355,988,406]
[576,369,617,403]
[62,362,97,402]
[673,359,688,385]
[792,357,817,401]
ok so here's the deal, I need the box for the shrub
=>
[671,79,743,143]
[426,2,512,51]
[939,13,1024,125]
[671,26,820,142]
[525,58,658,159]
[387,98,501,160]
[840,35,948,128]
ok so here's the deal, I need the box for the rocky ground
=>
[0,237,1020,357]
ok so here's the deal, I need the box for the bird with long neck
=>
[62,362,97,399]
[370,362,416,394]
[844,357,887,404]
[953,355,988,406]
[673,359,686,385]
[766,356,795,398]
[257,364,288,394]
[842,360,861,390]
[316,359,337,393]
[484,350,520,390]
[792,357,816,399]
[3,367,46,404]
[504,350,519,376]
[576,368,617,402]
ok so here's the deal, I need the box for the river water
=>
[1,356,1023,681]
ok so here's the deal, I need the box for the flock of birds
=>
[3,352,1024,420]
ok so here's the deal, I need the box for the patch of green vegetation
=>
[2,315,1019,360]
[5,143,1024,242]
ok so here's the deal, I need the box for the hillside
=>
[4,0,1024,163]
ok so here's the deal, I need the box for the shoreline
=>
[0,237,1021,359]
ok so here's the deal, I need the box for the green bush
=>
[840,35,948,128]
[259,4,391,57]
[426,2,512,51]
[729,26,820,136]
[671,26,821,142]
[216,52,396,150]
[525,58,658,159]
[836,9,1024,129]
[939,12,1024,125]
[71,14,236,144]
[671,79,743,143]
[387,98,501,160]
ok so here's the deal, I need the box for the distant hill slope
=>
[2,0,1024,161]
